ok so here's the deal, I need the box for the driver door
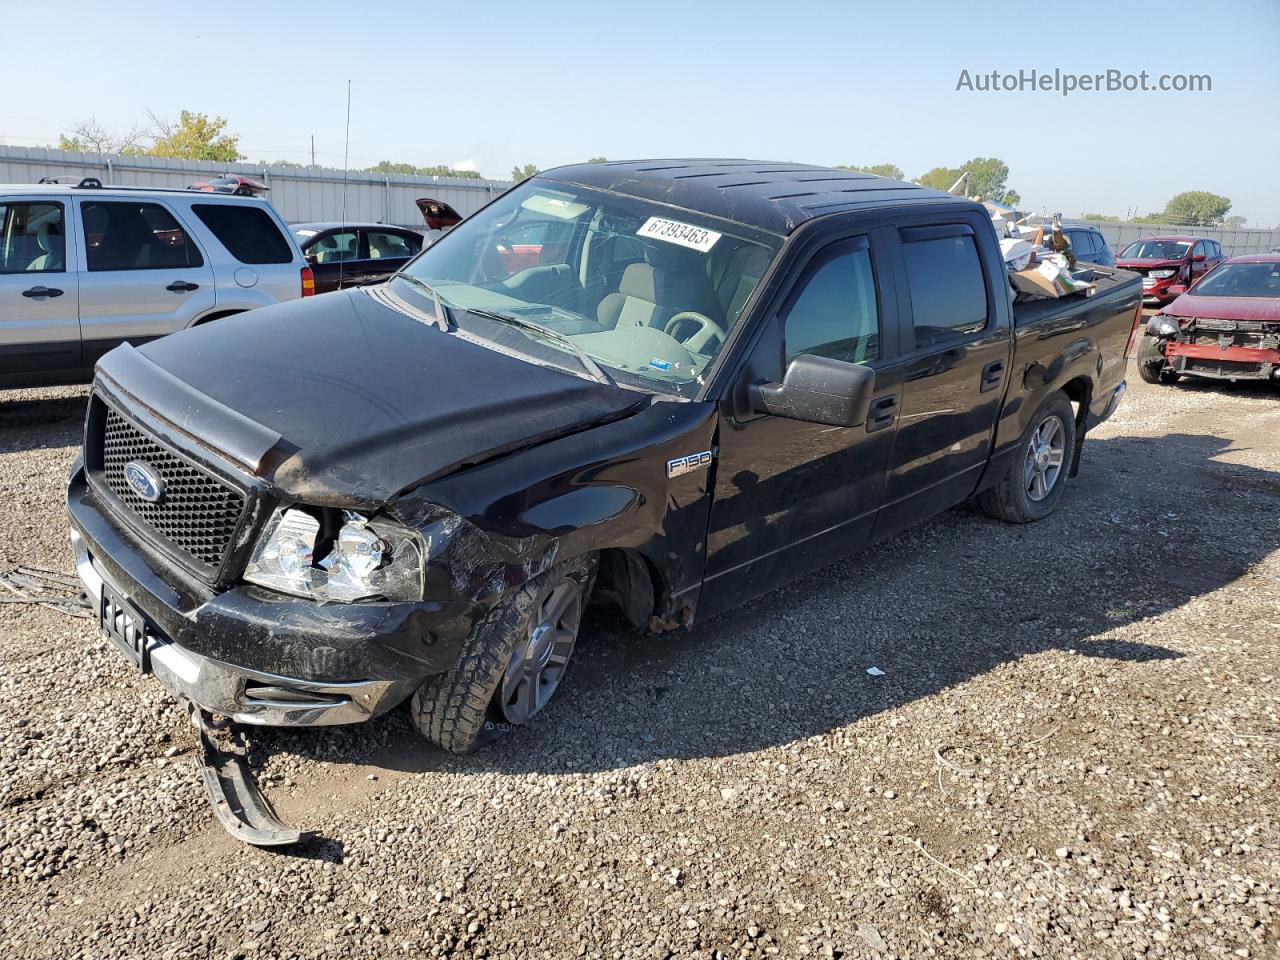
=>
[698,226,905,618]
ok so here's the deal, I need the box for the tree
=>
[915,157,1019,205]
[1223,215,1247,229]
[146,111,241,162]
[837,163,904,180]
[56,117,144,156]
[511,163,539,183]
[915,166,962,191]
[366,160,481,179]
[1082,212,1120,222]
[1161,191,1231,227]
[589,157,608,164]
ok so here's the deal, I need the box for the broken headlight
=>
[1146,315,1181,338]
[244,507,424,602]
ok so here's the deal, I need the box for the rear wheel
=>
[977,392,1076,524]
[410,554,595,754]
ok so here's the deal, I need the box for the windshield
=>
[1121,240,1191,260]
[391,179,780,396]
[1187,262,1280,298]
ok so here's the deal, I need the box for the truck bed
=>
[1011,264,1142,329]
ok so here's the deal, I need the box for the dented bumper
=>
[68,464,470,726]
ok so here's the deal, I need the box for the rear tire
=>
[410,553,596,754]
[977,392,1076,524]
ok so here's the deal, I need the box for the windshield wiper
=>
[462,308,616,387]
[393,274,452,332]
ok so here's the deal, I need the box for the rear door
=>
[0,196,81,379]
[76,197,214,365]
[701,225,904,614]
[359,228,423,284]
[874,216,1010,538]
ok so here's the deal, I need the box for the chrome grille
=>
[99,408,246,569]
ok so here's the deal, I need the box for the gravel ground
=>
[0,364,1277,960]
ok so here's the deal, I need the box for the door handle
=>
[980,359,1005,392]
[165,281,199,293]
[22,286,63,298]
[866,394,898,433]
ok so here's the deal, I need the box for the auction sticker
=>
[637,217,721,253]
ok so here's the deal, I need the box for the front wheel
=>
[410,554,596,754]
[977,392,1077,524]
[1138,360,1180,385]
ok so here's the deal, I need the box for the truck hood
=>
[1163,294,1280,324]
[125,290,647,505]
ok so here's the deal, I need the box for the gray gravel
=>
[0,366,1277,959]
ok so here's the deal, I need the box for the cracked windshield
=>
[392,180,780,395]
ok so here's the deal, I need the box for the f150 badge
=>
[667,450,713,479]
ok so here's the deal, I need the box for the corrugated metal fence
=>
[0,145,512,227]
[1033,218,1279,258]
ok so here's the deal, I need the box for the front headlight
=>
[244,507,424,602]
[1148,269,1176,279]
[1146,315,1181,338]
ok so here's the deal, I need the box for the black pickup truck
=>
[68,160,1142,774]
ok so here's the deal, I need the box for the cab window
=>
[782,238,879,365]
[901,227,988,349]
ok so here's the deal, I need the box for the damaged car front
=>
[66,172,780,837]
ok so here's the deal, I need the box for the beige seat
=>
[597,245,714,331]
[26,220,64,272]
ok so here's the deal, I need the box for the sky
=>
[4,0,1279,225]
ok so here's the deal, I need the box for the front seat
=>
[597,244,714,331]
[27,219,65,272]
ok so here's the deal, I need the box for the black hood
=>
[128,290,646,505]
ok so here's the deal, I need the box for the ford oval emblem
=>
[123,461,165,503]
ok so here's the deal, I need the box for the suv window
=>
[366,229,421,261]
[1073,230,1096,255]
[0,202,64,273]
[901,229,988,348]
[82,201,203,271]
[783,238,879,365]
[192,204,292,264]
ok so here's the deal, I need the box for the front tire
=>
[977,392,1076,524]
[410,554,596,754]
[1138,360,1179,385]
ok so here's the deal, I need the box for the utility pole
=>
[310,135,315,167]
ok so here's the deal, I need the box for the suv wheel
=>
[410,554,596,754]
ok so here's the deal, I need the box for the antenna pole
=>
[338,81,351,290]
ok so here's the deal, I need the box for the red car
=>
[1137,254,1280,385]
[1117,235,1226,304]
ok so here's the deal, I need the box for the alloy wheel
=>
[500,577,583,725]
[1024,414,1066,502]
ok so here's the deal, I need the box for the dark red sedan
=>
[1117,235,1226,304]
[1137,254,1280,385]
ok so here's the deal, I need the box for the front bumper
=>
[1165,341,1280,380]
[68,465,470,726]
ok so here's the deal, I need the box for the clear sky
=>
[5,0,1279,225]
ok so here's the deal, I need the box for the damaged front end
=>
[1162,316,1280,381]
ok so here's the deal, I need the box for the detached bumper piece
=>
[194,709,304,847]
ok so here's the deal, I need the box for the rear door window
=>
[191,204,293,264]
[365,229,421,261]
[900,226,988,349]
[82,201,203,271]
[0,202,65,273]
[782,237,879,365]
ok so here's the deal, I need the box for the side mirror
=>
[1167,284,1187,296]
[1192,254,1206,262]
[749,354,876,428]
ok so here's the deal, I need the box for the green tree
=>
[146,111,241,162]
[915,166,962,191]
[589,157,608,163]
[915,158,1019,205]
[837,163,904,180]
[366,160,482,179]
[511,163,539,183]
[1223,215,1247,229]
[1082,212,1120,222]
[1161,190,1231,226]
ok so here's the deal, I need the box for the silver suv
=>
[0,180,311,389]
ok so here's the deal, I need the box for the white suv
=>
[0,180,313,388]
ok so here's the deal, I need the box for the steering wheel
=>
[663,311,727,354]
